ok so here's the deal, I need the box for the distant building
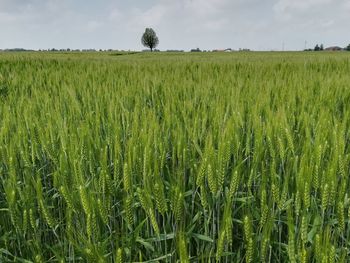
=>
[212,48,232,52]
[325,46,343,51]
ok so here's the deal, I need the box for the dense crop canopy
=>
[1,51,350,262]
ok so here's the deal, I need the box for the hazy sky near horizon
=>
[0,0,349,51]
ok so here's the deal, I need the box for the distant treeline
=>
[0,48,132,52]
[305,44,350,52]
[1,45,350,53]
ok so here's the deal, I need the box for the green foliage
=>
[0,51,350,261]
[141,28,159,51]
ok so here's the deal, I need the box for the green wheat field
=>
[1,51,350,262]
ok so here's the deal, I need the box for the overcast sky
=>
[0,0,349,51]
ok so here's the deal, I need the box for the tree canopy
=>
[141,28,159,52]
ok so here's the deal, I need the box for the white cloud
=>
[183,0,231,17]
[109,8,123,21]
[344,1,350,10]
[86,20,103,32]
[274,0,332,13]
[130,4,169,28]
[321,20,334,28]
[0,0,349,50]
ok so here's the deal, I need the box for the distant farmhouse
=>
[212,48,233,52]
[325,46,343,51]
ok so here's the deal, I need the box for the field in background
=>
[1,52,350,262]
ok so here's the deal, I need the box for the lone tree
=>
[141,28,159,52]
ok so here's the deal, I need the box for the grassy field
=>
[1,51,350,262]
